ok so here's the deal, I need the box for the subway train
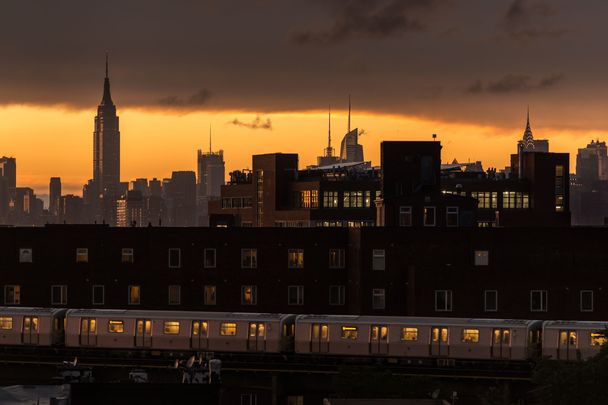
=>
[0,307,606,362]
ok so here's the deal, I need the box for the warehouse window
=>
[328,249,345,269]
[435,290,453,312]
[204,285,216,305]
[241,249,257,269]
[329,285,345,305]
[76,248,88,263]
[446,207,459,227]
[19,248,33,263]
[399,206,412,227]
[128,285,141,305]
[287,285,304,305]
[288,249,304,269]
[168,248,181,268]
[372,249,385,271]
[580,290,593,312]
[163,321,180,335]
[4,285,20,305]
[423,206,436,226]
[372,289,386,310]
[590,332,607,346]
[462,329,480,343]
[92,285,105,305]
[204,248,216,268]
[474,250,489,266]
[484,290,498,312]
[0,317,13,330]
[220,323,237,336]
[108,320,124,333]
[530,290,548,312]
[168,285,181,305]
[401,327,418,341]
[240,394,258,405]
[121,248,134,263]
[323,191,339,208]
[51,285,67,305]
[241,285,257,305]
[341,326,358,340]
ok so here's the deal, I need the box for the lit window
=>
[435,290,453,312]
[555,165,564,177]
[204,285,216,305]
[288,249,304,269]
[241,249,257,269]
[0,317,13,330]
[471,192,497,209]
[128,285,141,305]
[168,248,181,268]
[484,290,498,312]
[241,285,257,305]
[220,322,237,336]
[343,191,364,208]
[108,320,124,333]
[329,285,345,305]
[19,248,33,263]
[559,330,577,346]
[168,285,181,305]
[423,206,436,226]
[399,206,412,227]
[121,248,134,263]
[446,207,459,227]
[474,250,489,266]
[502,192,530,209]
[462,329,480,343]
[76,248,88,263]
[51,285,67,305]
[580,290,593,312]
[530,290,548,312]
[204,248,216,268]
[372,249,385,271]
[328,249,345,269]
[287,285,304,305]
[163,321,180,335]
[323,191,339,208]
[192,321,208,337]
[92,285,105,305]
[372,288,385,310]
[590,332,607,346]
[4,285,20,305]
[341,326,358,339]
[401,327,418,341]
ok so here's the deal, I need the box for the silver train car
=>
[65,309,296,353]
[295,315,543,361]
[0,307,66,346]
[542,320,608,361]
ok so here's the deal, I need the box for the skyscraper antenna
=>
[105,50,109,78]
[527,105,530,126]
[348,94,351,133]
[209,124,212,153]
[328,104,332,151]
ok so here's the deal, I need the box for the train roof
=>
[0,307,66,316]
[65,309,293,322]
[543,320,608,330]
[295,315,541,327]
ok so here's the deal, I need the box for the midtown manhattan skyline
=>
[3,0,608,194]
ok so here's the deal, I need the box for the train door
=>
[190,321,209,350]
[247,322,266,352]
[22,317,39,345]
[310,323,329,353]
[558,330,578,360]
[370,325,389,355]
[430,327,449,356]
[135,319,152,347]
[492,328,511,359]
[79,318,97,346]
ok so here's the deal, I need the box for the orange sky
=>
[0,105,600,196]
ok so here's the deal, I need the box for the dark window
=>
[446,207,459,227]
[580,290,593,312]
[4,285,20,305]
[287,285,304,305]
[328,249,345,269]
[372,289,385,309]
[372,249,385,271]
[204,248,216,268]
[484,290,497,312]
[168,285,181,305]
[423,206,436,226]
[51,285,67,305]
[530,290,548,312]
[329,285,345,305]
[399,206,412,226]
[168,248,181,268]
[92,285,105,305]
[435,290,452,312]
[241,249,257,269]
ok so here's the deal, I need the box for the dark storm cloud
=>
[291,0,439,44]
[158,89,212,107]
[466,74,564,94]
[504,0,566,41]
[227,116,273,130]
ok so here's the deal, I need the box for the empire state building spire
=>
[101,51,114,106]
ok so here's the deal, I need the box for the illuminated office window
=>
[288,249,304,269]
[128,285,141,305]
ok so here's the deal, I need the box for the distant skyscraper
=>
[93,54,121,197]
[49,177,61,217]
[339,97,364,163]
[317,105,339,167]
[116,190,144,227]
[0,157,16,189]
[517,108,549,153]
[130,178,149,196]
[576,140,608,185]
[197,140,225,199]
[167,171,197,226]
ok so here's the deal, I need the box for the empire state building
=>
[93,54,120,197]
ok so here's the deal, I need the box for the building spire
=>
[105,50,109,78]
[209,124,212,153]
[100,51,113,106]
[522,105,534,149]
[324,104,334,157]
[347,94,351,133]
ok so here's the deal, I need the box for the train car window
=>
[0,317,13,330]
[590,332,607,346]
[401,327,418,341]
[462,329,480,343]
[220,323,237,336]
[163,321,180,334]
[108,320,124,333]
[341,326,358,340]
[559,330,577,346]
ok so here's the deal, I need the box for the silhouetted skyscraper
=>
[93,54,121,197]
[167,171,197,226]
[339,98,364,163]
[0,157,16,189]
[49,177,61,217]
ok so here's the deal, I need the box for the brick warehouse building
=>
[0,225,606,321]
